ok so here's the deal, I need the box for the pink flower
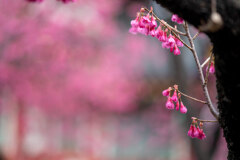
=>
[129,17,140,35]
[149,30,156,37]
[158,30,168,42]
[180,102,187,114]
[162,88,170,97]
[209,62,215,74]
[188,125,199,138]
[171,14,184,24]
[165,97,174,110]
[137,27,149,35]
[140,15,151,26]
[171,90,178,102]
[131,19,139,27]
[150,17,157,30]
[129,14,157,36]
[174,37,184,47]
[129,27,138,35]
[173,45,181,55]
[176,101,179,111]
[197,127,206,140]
[197,122,206,140]
[206,62,215,74]
[155,26,163,39]
[167,35,176,48]
[162,42,169,48]
[139,15,157,35]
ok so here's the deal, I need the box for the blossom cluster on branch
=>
[129,8,184,55]
[162,85,187,114]
[188,118,206,140]
[129,7,219,141]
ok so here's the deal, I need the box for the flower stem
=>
[193,117,218,123]
[178,90,207,104]
[184,22,219,120]
[193,31,200,40]
[171,32,193,50]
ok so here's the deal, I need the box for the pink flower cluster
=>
[188,119,206,140]
[171,14,184,24]
[129,10,184,55]
[129,13,157,36]
[26,0,75,3]
[162,85,187,113]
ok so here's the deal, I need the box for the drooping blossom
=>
[129,14,157,36]
[165,97,175,110]
[175,100,180,111]
[174,37,184,47]
[208,62,215,74]
[180,102,187,114]
[171,14,184,24]
[129,9,184,56]
[173,45,181,55]
[197,127,206,140]
[129,15,140,35]
[162,87,171,97]
[171,90,178,102]
[187,124,199,138]
[155,26,167,42]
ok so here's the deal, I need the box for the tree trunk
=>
[153,0,240,159]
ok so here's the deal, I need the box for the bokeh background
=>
[0,0,227,160]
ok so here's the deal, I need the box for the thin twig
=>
[197,119,218,123]
[184,22,219,120]
[171,32,193,50]
[201,57,210,68]
[204,51,214,86]
[178,90,207,104]
[193,31,200,40]
[192,117,218,123]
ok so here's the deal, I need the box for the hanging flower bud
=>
[171,90,178,102]
[206,62,215,74]
[174,45,181,55]
[197,122,206,140]
[180,102,187,114]
[162,87,171,97]
[209,62,215,74]
[197,127,206,140]
[165,97,175,110]
[187,124,199,138]
[176,100,180,111]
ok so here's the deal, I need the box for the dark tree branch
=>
[153,0,240,159]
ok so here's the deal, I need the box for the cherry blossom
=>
[162,87,171,97]
[187,125,199,138]
[209,62,215,74]
[180,102,187,114]
[171,90,178,102]
[129,10,184,55]
[165,97,175,110]
[171,14,184,24]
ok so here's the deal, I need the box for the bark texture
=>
[153,0,240,159]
